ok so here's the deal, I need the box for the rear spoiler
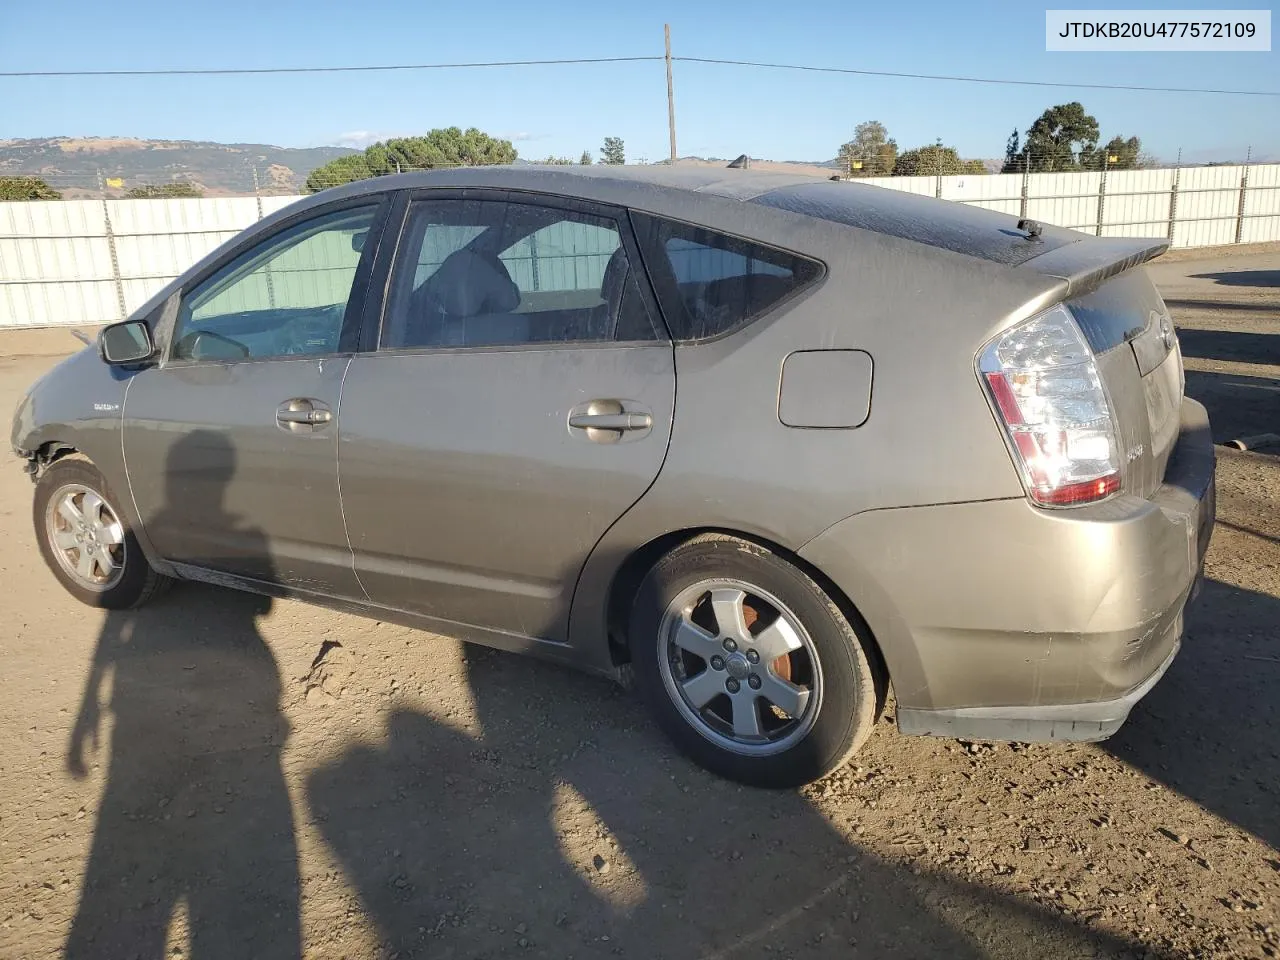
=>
[1021,236,1169,299]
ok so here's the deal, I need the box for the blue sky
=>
[1,0,1275,163]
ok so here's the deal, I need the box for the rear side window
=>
[631,212,822,341]
[382,198,661,349]
[1068,269,1164,354]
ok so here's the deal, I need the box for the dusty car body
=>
[13,165,1215,786]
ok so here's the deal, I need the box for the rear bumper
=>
[799,396,1215,743]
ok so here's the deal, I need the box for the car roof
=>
[324,163,827,204]
[294,164,1087,272]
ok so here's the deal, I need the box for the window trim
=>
[628,210,826,344]
[160,195,392,368]
[369,187,670,356]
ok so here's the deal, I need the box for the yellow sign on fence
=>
[104,178,124,189]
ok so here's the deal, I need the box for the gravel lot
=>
[0,251,1276,960]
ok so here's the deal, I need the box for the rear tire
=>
[34,458,170,609]
[630,534,880,788]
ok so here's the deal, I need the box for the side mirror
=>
[99,319,156,365]
[350,230,367,253]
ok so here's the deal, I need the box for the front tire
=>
[34,458,170,609]
[630,534,881,788]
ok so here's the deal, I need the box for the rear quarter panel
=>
[569,199,1067,665]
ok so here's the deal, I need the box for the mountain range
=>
[0,137,859,197]
[0,137,359,197]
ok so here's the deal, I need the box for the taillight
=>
[979,304,1120,507]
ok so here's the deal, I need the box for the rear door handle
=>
[277,408,331,424]
[276,398,332,432]
[567,412,652,431]
[567,399,654,444]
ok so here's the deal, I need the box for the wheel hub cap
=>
[725,653,751,680]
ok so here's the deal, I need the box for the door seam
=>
[335,356,372,601]
[120,375,146,533]
[563,337,679,648]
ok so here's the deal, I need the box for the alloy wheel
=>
[45,484,126,592]
[657,579,823,756]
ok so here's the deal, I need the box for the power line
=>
[2,52,1275,98]
[0,56,662,78]
[676,56,1280,97]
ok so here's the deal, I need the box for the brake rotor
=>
[742,600,792,682]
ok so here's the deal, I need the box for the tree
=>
[893,144,977,177]
[837,120,897,177]
[1001,128,1025,174]
[579,151,592,165]
[125,181,203,199]
[1021,102,1099,172]
[538,156,576,165]
[307,154,373,191]
[1099,135,1142,170]
[306,127,517,192]
[0,176,61,200]
[600,137,625,165]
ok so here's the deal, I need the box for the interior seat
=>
[406,248,527,347]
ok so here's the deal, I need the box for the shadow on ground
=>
[1176,328,1280,365]
[1189,270,1280,288]
[63,433,301,959]
[1108,306,1280,841]
[63,590,299,960]
[1166,298,1277,317]
[59,583,1163,960]
[306,651,1155,959]
[1105,579,1280,852]
[1182,368,1280,446]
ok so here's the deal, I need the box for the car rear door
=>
[337,191,674,642]
[122,198,389,595]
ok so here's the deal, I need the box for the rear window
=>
[1067,269,1164,354]
[631,212,822,341]
[751,180,1075,267]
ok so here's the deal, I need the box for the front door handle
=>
[276,398,332,432]
[567,399,654,444]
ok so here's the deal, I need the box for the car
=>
[12,165,1215,787]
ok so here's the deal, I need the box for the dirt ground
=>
[0,250,1276,960]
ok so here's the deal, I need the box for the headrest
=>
[601,246,628,291]
[426,248,520,317]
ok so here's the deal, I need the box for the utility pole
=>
[665,24,678,163]
[251,165,264,220]
[1235,145,1252,244]
[97,169,127,323]
[935,137,943,198]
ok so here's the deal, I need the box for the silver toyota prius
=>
[11,165,1215,787]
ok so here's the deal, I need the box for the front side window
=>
[631,212,822,341]
[172,205,379,362]
[381,199,660,350]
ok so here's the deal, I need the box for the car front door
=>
[122,199,388,595]
[338,193,675,643]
